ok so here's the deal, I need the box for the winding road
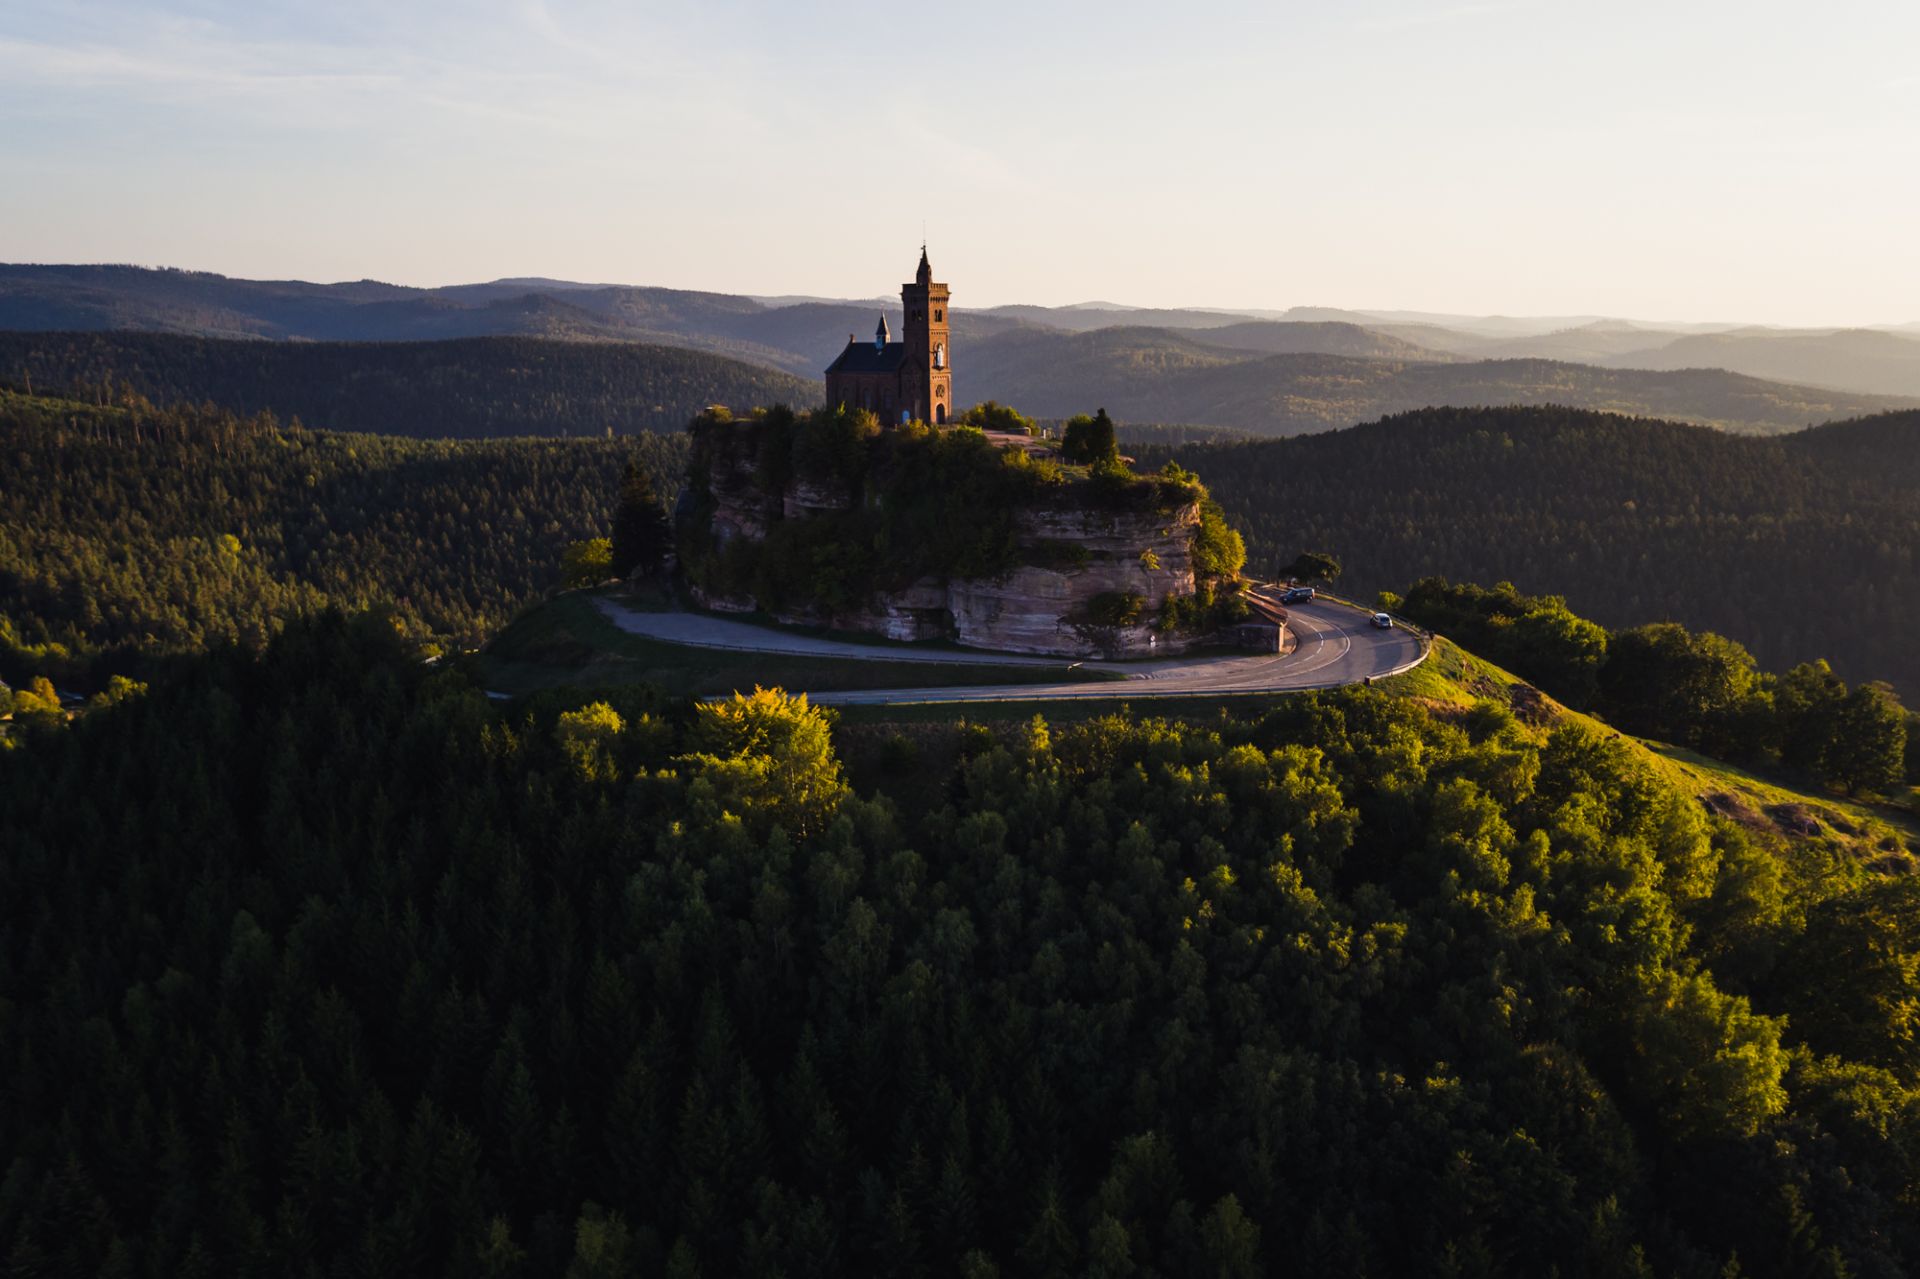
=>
[595,595,1427,706]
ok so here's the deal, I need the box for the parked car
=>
[1283,586,1316,603]
[1371,612,1395,629]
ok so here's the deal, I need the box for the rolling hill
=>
[1604,327,1920,398]
[10,265,1920,433]
[1141,404,1920,697]
[0,332,822,438]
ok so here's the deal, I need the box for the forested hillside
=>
[967,330,1914,435]
[0,389,686,674]
[6,614,1920,1275]
[1145,405,1920,696]
[0,332,820,438]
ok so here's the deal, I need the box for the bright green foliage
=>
[1624,970,1789,1140]
[679,686,849,836]
[1191,495,1246,583]
[956,401,1036,436]
[555,701,625,783]
[86,674,147,711]
[560,538,615,588]
[9,675,63,725]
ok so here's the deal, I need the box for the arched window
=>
[934,309,942,321]
[935,403,946,424]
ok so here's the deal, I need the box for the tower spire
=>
[916,244,932,286]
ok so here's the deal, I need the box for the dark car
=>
[1283,586,1316,603]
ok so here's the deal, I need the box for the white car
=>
[1371,612,1395,629]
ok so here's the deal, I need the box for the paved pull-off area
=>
[595,596,1427,705]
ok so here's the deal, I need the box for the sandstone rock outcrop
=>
[679,416,1226,659]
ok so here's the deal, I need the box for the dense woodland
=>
[1147,406,1920,699]
[0,389,685,681]
[7,358,1920,1276]
[6,616,1920,1275]
[0,333,819,439]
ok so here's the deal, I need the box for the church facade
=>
[824,248,952,425]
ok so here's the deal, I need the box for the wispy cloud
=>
[0,10,737,142]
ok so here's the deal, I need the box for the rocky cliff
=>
[677,413,1232,659]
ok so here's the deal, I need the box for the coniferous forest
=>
[0,389,685,679]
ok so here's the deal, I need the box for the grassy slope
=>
[472,589,1121,698]
[1403,639,1918,878]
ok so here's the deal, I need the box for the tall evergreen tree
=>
[610,462,673,578]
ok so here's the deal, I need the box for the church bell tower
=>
[900,246,951,425]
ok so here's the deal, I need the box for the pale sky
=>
[3,0,1916,325]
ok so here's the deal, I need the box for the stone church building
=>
[824,248,952,425]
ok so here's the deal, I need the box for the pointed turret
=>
[915,246,933,286]
[874,314,890,352]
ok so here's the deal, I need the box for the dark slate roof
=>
[826,341,908,375]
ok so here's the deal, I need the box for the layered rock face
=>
[681,419,1214,659]
[943,504,1200,657]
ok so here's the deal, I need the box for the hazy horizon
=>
[4,0,1917,327]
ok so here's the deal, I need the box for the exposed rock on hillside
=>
[677,412,1234,658]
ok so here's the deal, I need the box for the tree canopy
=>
[5,615,1920,1274]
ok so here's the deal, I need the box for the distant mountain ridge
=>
[5,263,1920,432]
[961,328,1919,436]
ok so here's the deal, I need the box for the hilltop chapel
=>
[824,248,952,425]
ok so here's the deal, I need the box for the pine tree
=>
[610,462,673,578]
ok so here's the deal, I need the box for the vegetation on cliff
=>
[676,405,1244,624]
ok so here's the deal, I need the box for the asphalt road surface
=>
[596,596,1428,705]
